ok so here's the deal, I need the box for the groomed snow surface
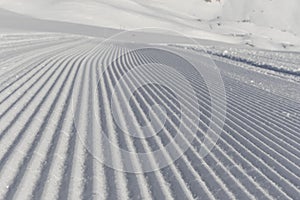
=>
[0,33,299,200]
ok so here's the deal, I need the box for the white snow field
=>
[0,32,300,200]
[0,2,300,199]
[1,0,300,51]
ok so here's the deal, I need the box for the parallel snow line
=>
[82,45,100,200]
[222,76,300,129]
[0,38,84,83]
[12,50,85,200]
[186,50,300,114]
[225,80,300,133]
[183,68,300,163]
[172,65,300,175]
[0,37,78,65]
[0,40,87,108]
[68,48,96,200]
[113,49,236,199]
[1,36,299,200]
[0,43,89,141]
[0,34,73,50]
[115,48,179,200]
[0,43,60,91]
[31,46,96,199]
[131,72,263,198]
[0,46,84,162]
[0,48,79,198]
[191,55,299,147]
[169,52,300,162]
[129,51,227,198]
[1,40,86,92]
[0,36,73,59]
[2,43,93,200]
[222,83,300,147]
[106,58,155,199]
[226,103,300,156]
[121,48,228,200]
[104,47,176,200]
[0,38,88,93]
[95,45,125,200]
[0,34,77,53]
[96,45,155,200]
[136,73,275,199]
[80,45,111,199]
[98,48,130,200]
[145,50,300,170]
[135,50,294,198]
[53,41,104,199]
[56,123,77,200]
[41,45,102,199]
[127,51,258,200]
[141,73,290,198]
[0,51,82,171]
[142,52,298,199]
[90,46,112,200]
[0,41,91,161]
[72,44,123,200]
[0,38,87,97]
[96,43,157,196]
[223,76,300,114]
[112,47,197,200]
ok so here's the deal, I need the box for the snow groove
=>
[0,33,299,200]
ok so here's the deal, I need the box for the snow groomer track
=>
[0,33,300,200]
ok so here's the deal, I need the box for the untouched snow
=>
[0,0,300,51]
[221,0,300,35]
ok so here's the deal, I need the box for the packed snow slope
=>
[0,32,300,200]
[0,0,300,50]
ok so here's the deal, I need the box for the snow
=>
[0,0,300,51]
[0,31,300,200]
[1,2,300,199]
[221,0,300,35]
